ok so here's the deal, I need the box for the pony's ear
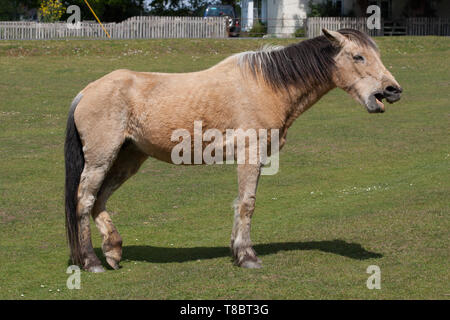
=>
[322,28,346,47]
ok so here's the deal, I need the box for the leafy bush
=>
[248,21,267,37]
[39,0,65,22]
[293,27,306,38]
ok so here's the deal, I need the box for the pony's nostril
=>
[385,85,402,94]
[386,86,396,92]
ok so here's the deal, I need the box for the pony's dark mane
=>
[237,29,378,92]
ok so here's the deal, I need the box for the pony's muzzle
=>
[366,85,402,113]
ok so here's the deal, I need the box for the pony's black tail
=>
[64,93,84,266]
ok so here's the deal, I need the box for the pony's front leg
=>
[231,163,262,268]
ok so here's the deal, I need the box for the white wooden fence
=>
[406,17,450,36]
[307,17,450,38]
[1,16,448,40]
[0,16,227,40]
[307,17,380,38]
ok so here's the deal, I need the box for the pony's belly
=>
[133,138,175,164]
[134,132,274,166]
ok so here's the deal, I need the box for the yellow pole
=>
[83,0,111,38]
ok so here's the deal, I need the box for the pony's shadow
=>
[94,240,382,265]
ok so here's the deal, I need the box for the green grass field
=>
[0,37,448,299]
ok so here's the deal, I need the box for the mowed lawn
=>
[0,37,448,300]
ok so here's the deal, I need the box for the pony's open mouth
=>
[366,92,386,113]
[374,93,385,111]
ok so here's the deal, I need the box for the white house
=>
[240,0,450,37]
[240,0,320,36]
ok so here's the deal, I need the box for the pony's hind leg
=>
[231,163,262,268]
[92,141,148,270]
[75,116,126,272]
[77,161,117,272]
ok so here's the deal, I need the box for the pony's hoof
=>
[87,265,105,273]
[240,259,262,269]
[106,257,120,270]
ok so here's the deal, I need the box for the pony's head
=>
[323,28,402,113]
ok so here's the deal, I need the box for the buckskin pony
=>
[64,29,402,272]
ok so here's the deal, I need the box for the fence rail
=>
[307,17,450,38]
[0,16,449,40]
[0,16,227,40]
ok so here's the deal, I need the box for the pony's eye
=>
[353,55,365,62]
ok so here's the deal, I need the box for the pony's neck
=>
[281,80,336,130]
[235,38,339,129]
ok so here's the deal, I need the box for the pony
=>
[65,29,402,272]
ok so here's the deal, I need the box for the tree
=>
[62,0,146,22]
[0,0,147,22]
[0,0,40,20]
